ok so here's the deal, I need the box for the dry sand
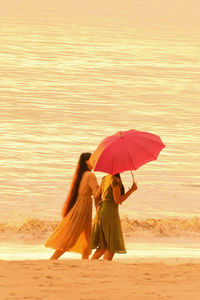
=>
[1,258,200,300]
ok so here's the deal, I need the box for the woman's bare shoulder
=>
[85,171,96,179]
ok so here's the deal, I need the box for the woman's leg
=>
[82,252,89,259]
[103,250,114,261]
[91,248,105,259]
[82,245,90,259]
[50,249,65,260]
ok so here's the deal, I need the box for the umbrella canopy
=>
[89,129,165,175]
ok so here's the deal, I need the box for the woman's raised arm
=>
[94,182,102,207]
[112,178,137,205]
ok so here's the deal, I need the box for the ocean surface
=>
[0,3,200,248]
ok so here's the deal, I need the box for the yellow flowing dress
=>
[45,171,98,254]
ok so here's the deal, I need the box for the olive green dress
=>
[90,174,126,254]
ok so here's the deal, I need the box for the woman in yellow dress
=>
[90,173,137,261]
[45,152,99,259]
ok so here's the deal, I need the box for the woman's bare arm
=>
[94,182,102,207]
[112,179,138,205]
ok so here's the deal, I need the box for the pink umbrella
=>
[89,129,165,175]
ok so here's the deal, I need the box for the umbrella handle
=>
[130,171,137,185]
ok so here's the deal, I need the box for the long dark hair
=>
[114,173,125,195]
[62,152,91,217]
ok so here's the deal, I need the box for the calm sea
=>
[0,16,200,234]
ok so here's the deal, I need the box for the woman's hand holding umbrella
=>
[128,175,138,193]
[114,176,138,205]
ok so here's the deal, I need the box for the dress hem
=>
[90,246,126,254]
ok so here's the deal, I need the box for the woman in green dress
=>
[90,173,138,261]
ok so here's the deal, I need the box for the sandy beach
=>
[1,232,200,299]
[1,0,200,299]
[1,258,200,300]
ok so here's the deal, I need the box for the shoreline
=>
[1,236,200,299]
[1,236,200,261]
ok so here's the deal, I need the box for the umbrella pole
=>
[130,170,136,185]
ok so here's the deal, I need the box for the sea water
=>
[0,1,200,259]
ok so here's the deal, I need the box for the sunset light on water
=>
[0,1,200,299]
